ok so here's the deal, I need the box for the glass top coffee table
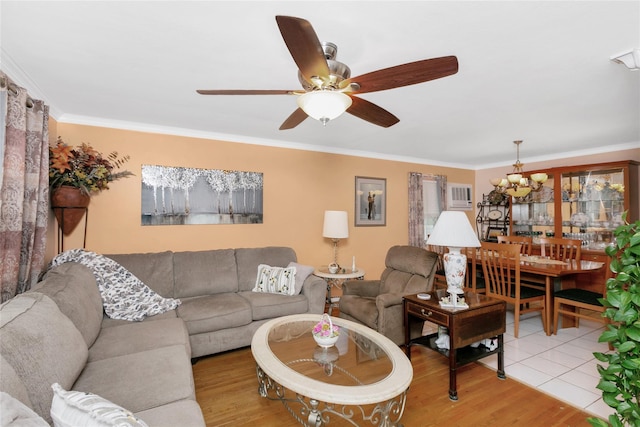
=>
[251,313,413,426]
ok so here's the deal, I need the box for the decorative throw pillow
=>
[50,383,148,427]
[253,264,297,296]
[287,262,315,295]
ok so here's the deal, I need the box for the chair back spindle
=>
[539,237,582,262]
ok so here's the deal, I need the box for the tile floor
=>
[478,310,611,420]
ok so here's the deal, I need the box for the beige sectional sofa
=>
[0,246,326,426]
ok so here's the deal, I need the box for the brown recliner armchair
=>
[339,245,439,345]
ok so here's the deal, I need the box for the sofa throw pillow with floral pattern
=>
[49,249,181,321]
[252,264,296,295]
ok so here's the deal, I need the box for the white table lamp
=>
[323,210,349,270]
[426,211,481,308]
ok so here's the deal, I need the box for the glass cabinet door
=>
[561,167,625,249]
[511,174,555,243]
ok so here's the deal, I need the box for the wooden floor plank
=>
[193,344,601,426]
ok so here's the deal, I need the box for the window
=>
[423,175,446,241]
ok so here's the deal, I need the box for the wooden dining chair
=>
[462,247,485,293]
[497,235,533,256]
[498,235,545,291]
[480,242,546,338]
[538,237,582,262]
[553,258,611,334]
[425,243,447,289]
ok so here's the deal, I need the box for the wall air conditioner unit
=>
[448,184,473,210]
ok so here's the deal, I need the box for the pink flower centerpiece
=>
[312,314,340,348]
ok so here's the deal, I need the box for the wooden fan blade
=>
[279,108,308,130]
[276,16,329,83]
[347,96,399,128]
[197,90,296,95]
[343,56,458,94]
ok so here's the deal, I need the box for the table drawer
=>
[406,302,449,327]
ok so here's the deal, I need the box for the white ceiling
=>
[2,1,639,169]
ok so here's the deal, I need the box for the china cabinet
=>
[509,160,638,292]
[510,161,638,246]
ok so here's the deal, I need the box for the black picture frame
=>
[355,176,386,226]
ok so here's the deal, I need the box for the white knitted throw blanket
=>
[49,249,181,321]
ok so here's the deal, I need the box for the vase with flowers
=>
[49,137,133,235]
[312,314,340,348]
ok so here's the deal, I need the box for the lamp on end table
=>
[323,210,349,272]
[426,211,481,308]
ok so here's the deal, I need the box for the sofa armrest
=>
[375,293,404,309]
[301,275,327,314]
[342,280,381,297]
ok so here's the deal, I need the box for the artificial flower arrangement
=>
[312,314,340,347]
[49,136,134,195]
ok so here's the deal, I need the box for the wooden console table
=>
[403,291,506,400]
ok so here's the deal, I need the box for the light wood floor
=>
[193,344,598,426]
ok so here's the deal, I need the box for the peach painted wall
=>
[475,148,640,218]
[47,122,474,279]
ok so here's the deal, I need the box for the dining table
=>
[474,253,604,336]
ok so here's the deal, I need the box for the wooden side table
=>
[403,290,506,401]
[313,268,365,315]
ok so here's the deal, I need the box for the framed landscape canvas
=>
[355,176,386,226]
[141,165,263,226]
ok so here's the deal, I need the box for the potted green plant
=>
[49,137,133,235]
[590,213,640,427]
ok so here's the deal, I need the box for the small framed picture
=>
[355,176,386,227]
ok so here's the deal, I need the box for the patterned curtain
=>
[408,172,424,247]
[0,72,49,302]
[409,173,448,247]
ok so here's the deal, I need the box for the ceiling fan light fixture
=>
[297,91,352,125]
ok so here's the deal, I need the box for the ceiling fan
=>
[197,16,459,130]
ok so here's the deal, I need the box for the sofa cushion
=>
[105,251,175,298]
[0,355,33,411]
[135,399,205,427]
[235,247,297,292]
[31,262,103,347]
[0,392,48,427]
[50,383,148,427]
[88,318,191,362]
[177,293,252,335]
[173,249,238,297]
[100,310,177,328]
[239,291,309,321]
[288,262,315,295]
[0,294,88,424]
[253,264,297,295]
[73,345,195,414]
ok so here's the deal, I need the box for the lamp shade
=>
[297,91,352,123]
[323,211,349,239]
[426,211,480,249]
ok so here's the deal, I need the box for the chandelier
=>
[490,140,548,198]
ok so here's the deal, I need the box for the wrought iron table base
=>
[256,365,407,427]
